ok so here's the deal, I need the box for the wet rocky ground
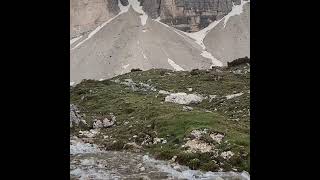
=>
[71,137,249,180]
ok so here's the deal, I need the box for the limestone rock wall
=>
[140,0,242,32]
[70,0,123,38]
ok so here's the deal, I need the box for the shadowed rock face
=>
[139,0,242,32]
[120,0,129,6]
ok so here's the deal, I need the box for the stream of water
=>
[70,139,250,180]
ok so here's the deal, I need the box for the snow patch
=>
[154,17,170,28]
[184,0,249,46]
[185,19,224,49]
[123,64,130,69]
[118,0,130,14]
[70,36,83,45]
[201,51,223,67]
[70,82,75,86]
[220,151,235,160]
[223,0,250,28]
[182,0,250,67]
[142,51,148,60]
[184,21,224,67]
[137,40,148,60]
[168,58,184,71]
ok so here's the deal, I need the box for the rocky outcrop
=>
[164,93,204,105]
[139,0,161,19]
[139,0,242,32]
[70,0,127,38]
[70,104,87,128]
[120,0,129,6]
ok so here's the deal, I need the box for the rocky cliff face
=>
[70,0,128,38]
[71,0,247,37]
[139,0,243,32]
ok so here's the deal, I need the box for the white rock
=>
[184,139,213,153]
[165,93,204,105]
[79,129,100,138]
[93,120,103,129]
[225,93,244,100]
[187,88,193,92]
[159,90,170,95]
[209,95,217,102]
[220,151,234,159]
[183,106,193,111]
[210,133,225,144]
[153,138,161,144]
[171,156,177,162]
[103,118,115,127]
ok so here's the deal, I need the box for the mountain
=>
[70,0,250,85]
[140,0,244,32]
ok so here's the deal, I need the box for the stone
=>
[171,156,177,162]
[103,118,115,127]
[70,104,83,128]
[165,93,204,105]
[210,133,225,144]
[153,138,162,144]
[209,95,217,102]
[159,90,170,95]
[93,120,103,129]
[124,142,142,152]
[140,167,146,171]
[137,163,143,168]
[184,139,213,153]
[225,92,244,99]
[183,106,193,111]
[220,151,234,159]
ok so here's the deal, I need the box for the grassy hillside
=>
[70,62,250,172]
